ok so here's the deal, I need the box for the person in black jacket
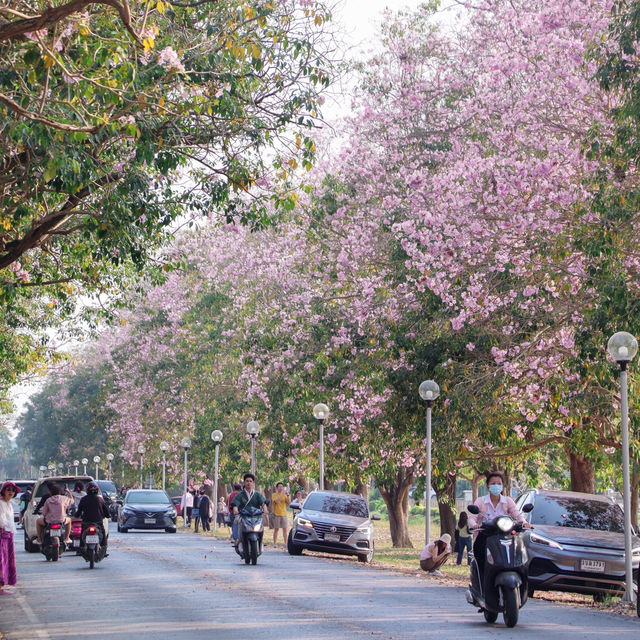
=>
[75,482,110,549]
[198,490,211,532]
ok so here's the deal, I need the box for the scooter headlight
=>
[496,517,514,532]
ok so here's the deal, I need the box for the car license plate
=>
[581,559,605,572]
[85,535,99,544]
[50,529,61,537]
[73,539,80,547]
[324,533,340,543]
[144,518,156,524]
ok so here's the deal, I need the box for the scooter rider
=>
[75,482,110,550]
[468,472,529,579]
[231,474,269,518]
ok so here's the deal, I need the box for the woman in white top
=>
[0,482,20,591]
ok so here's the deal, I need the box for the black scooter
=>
[465,503,534,628]
[41,522,65,562]
[234,507,264,565]
[79,522,107,569]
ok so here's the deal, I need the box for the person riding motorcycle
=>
[230,473,269,517]
[36,483,74,545]
[468,472,530,579]
[75,482,110,551]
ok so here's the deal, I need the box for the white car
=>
[23,476,108,552]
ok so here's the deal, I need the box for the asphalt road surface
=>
[0,524,638,640]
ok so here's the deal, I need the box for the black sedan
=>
[117,490,177,533]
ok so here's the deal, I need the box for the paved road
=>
[0,525,638,639]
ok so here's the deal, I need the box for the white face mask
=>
[489,484,503,496]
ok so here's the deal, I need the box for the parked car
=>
[171,496,183,517]
[287,490,380,563]
[516,489,640,600]
[95,480,121,522]
[7,480,35,525]
[22,476,106,553]
[118,489,177,533]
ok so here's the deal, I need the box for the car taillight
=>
[51,524,61,530]
[88,526,96,534]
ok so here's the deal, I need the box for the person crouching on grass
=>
[419,533,452,577]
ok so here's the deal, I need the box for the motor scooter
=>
[40,522,65,562]
[234,507,264,565]
[80,522,107,569]
[465,503,534,628]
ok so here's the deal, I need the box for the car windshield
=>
[35,480,93,498]
[531,495,625,533]
[97,481,117,494]
[303,493,369,518]
[126,491,170,505]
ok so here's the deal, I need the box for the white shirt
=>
[181,492,194,509]
[0,499,16,534]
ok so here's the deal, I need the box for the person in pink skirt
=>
[0,482,20,593]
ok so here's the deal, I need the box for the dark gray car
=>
[287,490,380,563]
[516,489,640,600]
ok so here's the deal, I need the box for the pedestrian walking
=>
[181,489,194,527]
[271,482,291,546]
[0,482,20,593]
[198,490,211,532]
[456,512,473,565]
[217,497,228,528]
[192,490,201,532]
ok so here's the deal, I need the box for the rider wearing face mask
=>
[468,472,529,577]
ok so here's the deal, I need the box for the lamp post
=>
[181,438,191,529]
[93,456,101,480]
[81,458,88,475]
[312,403,330,490]
[137,445,145,489]
[48,464,56,477]
[106,453,114,480]
[73,460,79,476]
[58,463,64,476]
[160,442,169,491]
[211,430,223,532]
[66,462,71,475]
[419,379,440,545]
[246,421,260,476]
[39,465,46,479]
[607,331,638,604]
[120,451,126,485]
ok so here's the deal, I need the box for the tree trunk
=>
[502,467,512,497]
[472,473,482,501]
[568,451,595,492]
[378,468,415,548]
[435,472,457,541]
[354,477,370,502]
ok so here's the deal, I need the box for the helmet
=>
[86,482,99,494]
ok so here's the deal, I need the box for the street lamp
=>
[120,451,126,485]
[211,430,223,532]
[246,421,260,476]
[313,403,330,490]
[39,465,46,479]
[106,453,114,480]
[81,458,88,475]
[93,456,101,480]
[160,442,170,492]
[607,331,638,604]
[419,379,440,545]
[137,445,145,489]
[48,464,56,476]
[73,460,79,476]
[181,438,192,529]
[58,463,64,476]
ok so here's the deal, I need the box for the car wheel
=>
[287,530,303,556]
[358,550,374,563]
[527,586,534,598]
[120,527,128,533]
[117,522,122,533]
[165,527,177,533]
[24,532,33,553]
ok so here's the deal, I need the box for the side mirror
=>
[522,503,534,513]
[371,514,381,521]
[467,504,480,515]
[290,502,301,511]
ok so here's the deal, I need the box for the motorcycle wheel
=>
[89,548,95,569]
[249,538,258,565]
[502,587,519,628]
[483,610,498,624]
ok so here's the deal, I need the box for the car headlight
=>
[356,525,372,535]
[529,532,563,550]
[297,517,313,529]
[496,517,514,532]
[166,508,177,517]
